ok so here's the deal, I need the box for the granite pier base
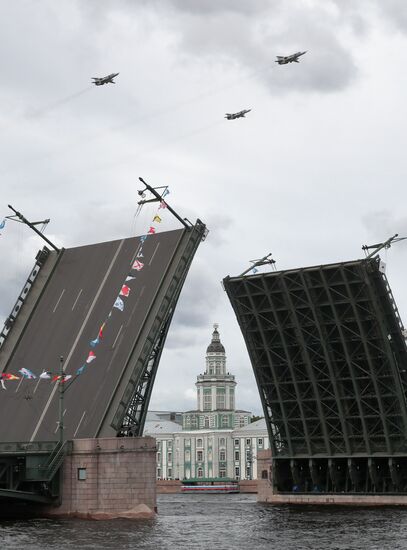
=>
[44,437,157,519]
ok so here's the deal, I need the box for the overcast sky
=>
[1,1,407,417]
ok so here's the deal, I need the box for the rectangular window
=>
[168,452,172,463]
[157,468,161,479]
[197,450,203,462]
[234,439,239,446]
[235,451,239,461]
[219,450,226,461]
[258,438,263,446]
[203,394,212,411]
[246,438,251,446]
[216,395,225,409]
[219,469,226,478]
[77,468,87,481]
[235,467,240,478]
[168,468,172,479]
[157,452,161,463]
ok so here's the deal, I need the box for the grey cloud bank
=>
[1,0,407,415]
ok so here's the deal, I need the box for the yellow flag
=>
[153,215,162,223]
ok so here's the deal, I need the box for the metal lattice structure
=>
[224,257,407,494]
[115,220,207,437]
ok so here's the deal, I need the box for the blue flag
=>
[113,297,124,312]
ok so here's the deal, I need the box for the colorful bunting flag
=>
[1,380,6,390]
[136,252,144,258]
[162,189,169,198]
[113,296,124,311]
[148,226,156,235]
[126,275,136,282]
[98,322,106,339]
[140,235,147,243]
[132,260,144,271]
[19,368,36,379]
[0,219,5,230]
[252,267,258,274]
[153,215,162,223]
[90,337,100,347]
[86,351,96,364]
[39,371,52,379]
[52,374,72,382]
[159,201,167,210]
[120,285,130,297]
[2,373,19,380]
[77,365,86,375]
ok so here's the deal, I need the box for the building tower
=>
[145,324,269,481]
[195,324,237,426]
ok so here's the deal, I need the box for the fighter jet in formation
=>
[92,73,119,86]
[225,109,251,120]
[275,51,307,65]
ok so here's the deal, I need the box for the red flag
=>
[159,201,167,209]
[132,260,144,271]
[2,373,19,380]
[120,285,130,297]
[86,351,96,364]
[148,226,156,234]
[98,322,106,339]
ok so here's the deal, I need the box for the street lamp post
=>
[58,356,64,445]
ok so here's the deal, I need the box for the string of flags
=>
[0,190,170,390]
[0,219,6,235]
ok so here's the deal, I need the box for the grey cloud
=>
[362,210,407,240]
[163,0,272,16]
[162,4,359,94]
[375,0,407,33]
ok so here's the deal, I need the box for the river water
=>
[1,493,407,549]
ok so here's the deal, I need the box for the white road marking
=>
[30,239,125,442]
[73,410,87,438]
[71,288,83,311]
[112,324,123,349]
[52,289,65,313]
[148,243,160,265]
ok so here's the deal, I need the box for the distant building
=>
[145,324,269,480]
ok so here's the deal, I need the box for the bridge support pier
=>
[43,436,156,519]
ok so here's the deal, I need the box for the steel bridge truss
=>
[224,257,407,494]
[114,220,207,437]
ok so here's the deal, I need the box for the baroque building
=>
[145,324,270,481]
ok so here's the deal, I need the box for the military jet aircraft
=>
[275,51,307,65]
[225,109,251,120]
[92,73,119,86]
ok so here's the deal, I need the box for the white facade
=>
[144,325,270,480]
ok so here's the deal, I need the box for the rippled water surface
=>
[2,494,407,549]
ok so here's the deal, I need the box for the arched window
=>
[197,438,203,448]
[197,467,203,478]
[219,437,225,447]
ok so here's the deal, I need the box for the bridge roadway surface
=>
[0,229,185,443]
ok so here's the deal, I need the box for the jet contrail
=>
[26,86,94,119]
